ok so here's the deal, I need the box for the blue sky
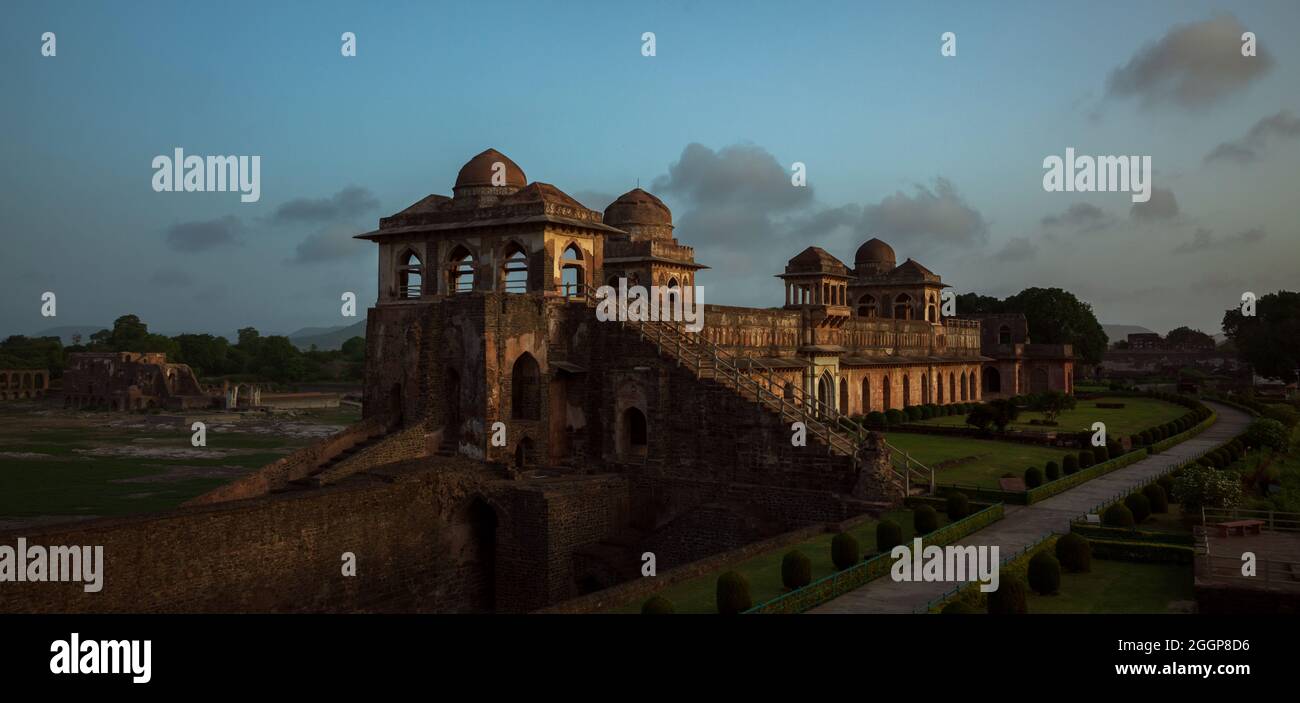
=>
[2,0,1297,338]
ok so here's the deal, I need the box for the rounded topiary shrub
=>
[1094,445,1110,463]
[1079,450,1095,469]
[1103,502,1135,528]
[1125,492,1151,524]
[1044,460,1060,481]
[1157,475,1175,497]
[1063,454,1078,475]
[781,550,812,590]
[1024,466,1044,488]
[1027,551,1061,595]
[1143,483,1169,514]
[641,595,675,614]
[905,406,923,422]
[1054,532,1091,573]
[715,571,752,615]
[866,411,886,427]
[914,504,939,534]
[941,601,977,614]
[946,491,970,520]
[987,577,1028,615]
[885,408,905,425]
[876,519,903,553]
[831,532,860,571]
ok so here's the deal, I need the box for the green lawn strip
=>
[885,432,1071,489]
[612,509,942,614]
[1025,560,1193,614]
[913,396,1187,437]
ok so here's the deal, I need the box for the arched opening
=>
[514,436,535,469]
[893,294,913,320]
[883,376,892,409]
[839,377,849,413]
[902,375,911,406]
[1030,367,1049,394]
[921,373,929,404]
[397,249,423,299]
[926,304,936,322]
[618,407,648,460]
[448,246,475,294]
[510,353,540,420]
[949,373,956,403]
[998,325,1012,345]
[937,375,944,403]
[783,382,795,401]
[857,294,877,318]
[983,366,1001,395]
[960,373,968,401]
[502,243,528,294]
[817,374,832,415]
[561,243,584,297]
[861,377,872,413]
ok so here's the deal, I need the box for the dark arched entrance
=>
[618,407,648,460]
[982,366,1001,395]
[463,497,498,612]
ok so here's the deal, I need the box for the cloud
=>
[1204,109,1300,164]
[269,186,379,225]
[287,224,370,265]
[1105,15,1273,109]
[1172,226,1265,254]
[572,190,618,212]
[859,178,988,252]
[1131,187,1179,221]
[148,269,194,288]
[995,237,1038,262]
[652,142,812,212]
[164,215,242,252]
[1041,202,1109,228]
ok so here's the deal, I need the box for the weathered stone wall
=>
[0,460,501,614]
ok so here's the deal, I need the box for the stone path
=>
[810,401,1252,614]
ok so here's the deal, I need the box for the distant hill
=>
[290,320,366,351]
[1101,324,1154,343]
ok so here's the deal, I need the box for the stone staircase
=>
[284,431,388,490]
[583,287,931,498]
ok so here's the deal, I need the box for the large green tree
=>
[1223,290,1300,383]
[958,288,1108,364]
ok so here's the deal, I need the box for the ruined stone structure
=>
[0,369,48,400]
[964,314,1075,397]
[2,149,1073,615]
[62,352,215,410]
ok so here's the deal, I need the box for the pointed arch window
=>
[398,249,423,299]
[503,243,528,294]
[561,243,584,297]
[449,246,475,294]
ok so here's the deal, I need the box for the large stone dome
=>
[454,148,527,189]
[603,188,672,228]
[855,237,896,267]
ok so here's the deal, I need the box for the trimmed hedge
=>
[1087,539,1195,564]
[641,596,675,614]
[1055,533,1091,573]
[716,571,752,615]
[946,492,970,521]
[1044,460,1060,481]
[1024,466,1043,488]
[1063,454,1078,475]
[781,550,812,590]
[1027,552,1061,595]
[1103,503,1135,528]
[914,505,939,535]
[987,578,1028,614]
[831,533,860,571]
[1143,484,1169,514]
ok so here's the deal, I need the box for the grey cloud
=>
[652,142,812,212]
[270,186,380,225]
[287,224,370,265]
[1131,187,1179,221]
[572,190,618,212]
[1172,226,1265,254]
[1106,15,1273,109]
[164,215,242,253]
[995,237,1038,262]
[1204,110,1300,164]
[1042,202,1109,228]
[859,178,988,251]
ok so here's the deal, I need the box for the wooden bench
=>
[1214,519,1264,538]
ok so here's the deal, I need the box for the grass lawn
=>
[884,432,1073,489]
[1026,559,1194,614]
[0,403,359,522]
[915,396,1187,438]
[611,509,948,614]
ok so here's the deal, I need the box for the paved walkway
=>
[811,401,1252,614]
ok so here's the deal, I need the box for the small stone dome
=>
[603,188,672,228]
[454,148,527,189]
[855,238,896,266]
